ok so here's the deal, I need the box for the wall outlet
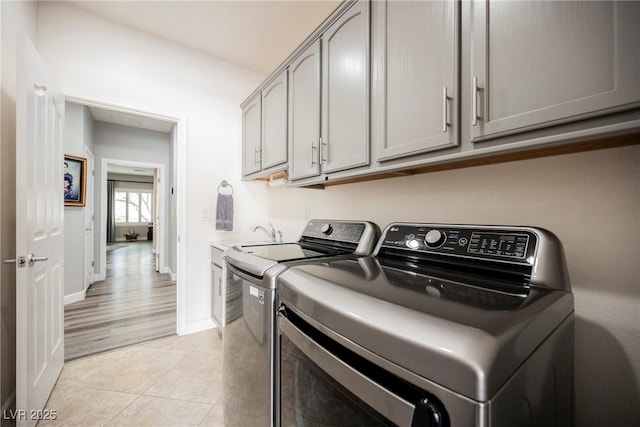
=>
[304,208,311,220]
[203,208,211,222]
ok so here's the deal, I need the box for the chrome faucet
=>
[253,223,278,242]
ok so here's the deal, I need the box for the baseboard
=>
[161,266,176,281]
[184,318,215,335]
[94,272,106,282]
[64,290,86,306]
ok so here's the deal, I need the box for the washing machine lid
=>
[224,220,380,278]
[224,242,350,277]
[237,242,348,262]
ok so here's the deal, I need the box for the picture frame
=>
[64,155,87,207]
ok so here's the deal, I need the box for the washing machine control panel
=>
[380,224,538,265]
[302,220,366,243]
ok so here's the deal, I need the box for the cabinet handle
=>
[310,142,317,165]
[472,76,479,126]
[218,277,222,296]
[321,137,327,164]
[442,87,449,133]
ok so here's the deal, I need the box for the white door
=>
[153,168,160,272]
[15,35,65,427]
[84,148,94,290]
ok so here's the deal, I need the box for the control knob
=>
[321,224,333,236]
[424,229,446,248]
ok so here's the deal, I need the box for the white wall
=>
[63,103,93,301]
[0,0,38,412]
[269,144,640,427]
[37,2,270,331]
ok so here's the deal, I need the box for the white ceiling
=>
[66,0,339,134]
[89,106,175,132]
[64,0,341,75]
[108,163,156,176]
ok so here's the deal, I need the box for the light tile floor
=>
[41,329,224,426]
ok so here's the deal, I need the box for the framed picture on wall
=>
[64,155,87,206]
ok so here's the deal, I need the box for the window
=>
[115,190,153,224]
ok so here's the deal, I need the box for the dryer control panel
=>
[379,224,538,265]
[377,222,570,292]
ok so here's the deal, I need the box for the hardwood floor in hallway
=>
[64,241,176,361]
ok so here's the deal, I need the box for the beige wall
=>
[269,143,640,427]
[0,0,38,415]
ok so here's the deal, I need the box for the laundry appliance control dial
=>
[424,229,446,248]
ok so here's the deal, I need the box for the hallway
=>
[64,241,176,360]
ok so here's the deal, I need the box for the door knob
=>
[4,256,27,268]
[4,255,48,268]
[28,254,48,266]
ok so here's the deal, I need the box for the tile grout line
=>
[101,393,144,427]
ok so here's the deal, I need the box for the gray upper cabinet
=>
[470,1,640,142]
[243,0,640,186]
[288,39,321,181]
[373,0,459,162]
[242,71,288,178]
[261,70,288,170]
[242,95,261,176]
[321,0,370,174]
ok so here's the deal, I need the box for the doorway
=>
[101,159,168,281]
[63,92,188,347]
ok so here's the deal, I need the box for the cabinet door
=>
[261,70,288,170]
[373,0,458,161]
[212,264,223,327]
[471,1,640,142]
[321,0,370,174]
[288,40,321,181]
[242,95,262,175]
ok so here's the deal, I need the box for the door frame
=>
[101,159,165,276]
[64,89,189,335]
[84,146,95,292]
